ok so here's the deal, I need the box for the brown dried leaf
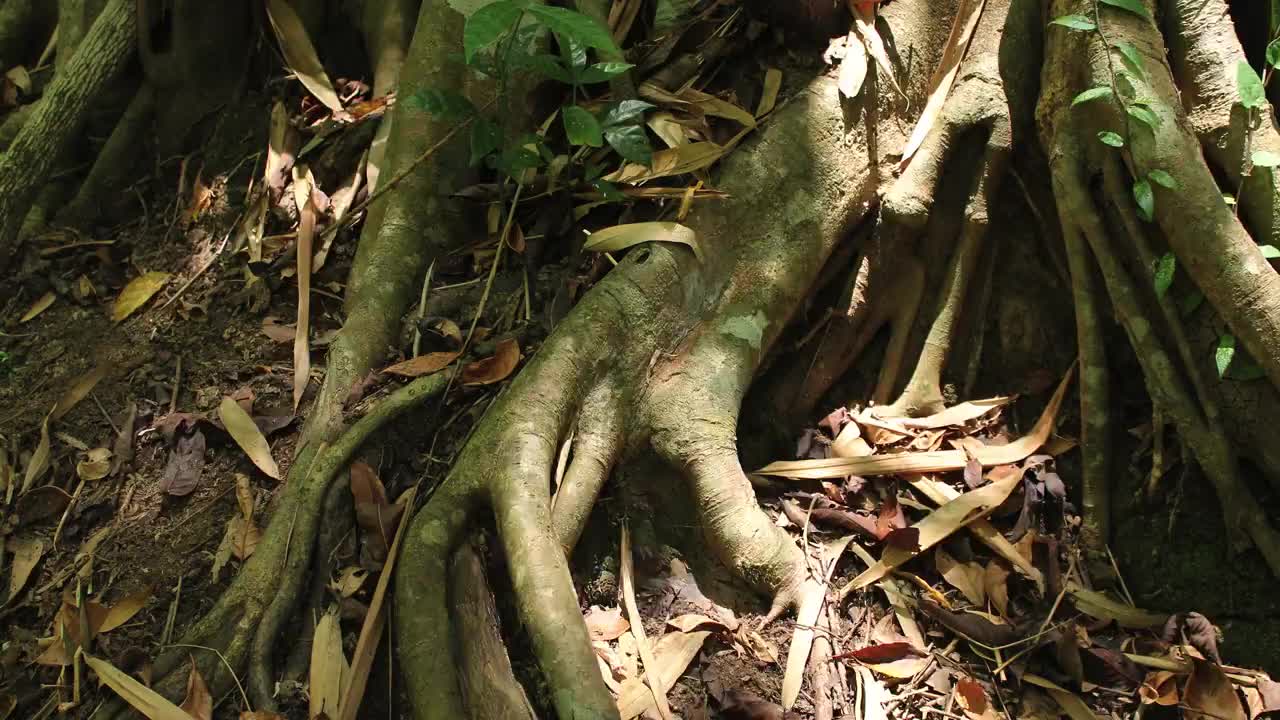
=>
[99,588,152,633]
[77,448,113,481]
[1184,658,1247,720]
[381,351,461,377]
[935,546,985,605]
[310,611,349,720]
[462,339,521,385]
[179,658,213,720]
[20,291,55,323]
[292,165,317,413]
[605,141,730,184]
[53,363,111,421]
[160,428,206,496]
[20,412,52,493]
[7,536,45,601]
[585,606,631,641]
[983,560,1010,617]
[261,316,296,343]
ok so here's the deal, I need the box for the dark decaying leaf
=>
[1082,646,1144,686]
[963,453,984,488]
[159,428,206,497]
[17,486,72,526]
[179,658,213,720]
[110,402,137,476]
[1161,612,1221,664]
[883,527,921,552]
[916,600,1021,647]
[349,461,405,561]
[717,688,800,720]
[833,642,923,664]
[1184,658,1247,720]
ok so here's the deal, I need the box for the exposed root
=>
[0,0,136,271]
[57,84,155,228]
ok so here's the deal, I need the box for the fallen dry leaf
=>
[264,0,344,112]
[76,448,113,481]
[7,536,45,601]
[1183,658,1247,720]
[84,654,192,720]
[159,427,206,496]
[261,316,296,343]
[53,363,111,421]
[219,396,280,479]
[838,31,868,99]
[112,271,171,322]
[936,546,986,605]
[756,67,782,117]
[585,606,631,642]
[620,524,672,720]
[462,339,521,385]
[782,536,853,710]
[382,351,461,377]
[1139,670,1180,706]
[584,221,701,261]
[1023,673,1103,720]
[20,291,55,323]
[311,611,349,720]
[98,587,152,633]
[20,411,52,493]
[349,461,404,560]
[179,658,213,720]
[984,560,1010,617]
[899,0,986,167]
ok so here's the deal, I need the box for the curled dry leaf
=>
[382,351,461,377]
[264,0,344,112]
[310,611,350,720]
[462,338,521,385]
[179,658,213,720]
[586,606,631,641]
[112,271,171,322]
[935,546,985,605]
[77,448,113,481]
[330,567,368,598]
[219,396,281,479]
[584,221,702,261]
[1139,671,1181,705]
[1184,658,1247,720]
[605,141,730,184]
[20,291,55,323]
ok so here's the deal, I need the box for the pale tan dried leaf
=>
[893,396,1013,429]
[461,339,520,385]
[311,612,349,720]
[666,613,729,633]
[833,422,874,458]
[756,67,782,117]
[1023,673,1104,720]
[112,272,171,322]
[646,112,688,149]
[1139,671,1181,706]
[99,588,152,633]
[235,473,255,520]
[1066,583,1168,628]
[337,487,416,720]
[855,665,891,720]
[839,466,1025,595]
[615,630,712,719]
[382,351,461,377]
[84,654,193,720]
[838,31,868,99]
[620,524,672,720]
[293,165,316,413]
[264,0,344,112]
[900,0,986,166]
[605,141,728,184]
[852,5,899,94]
[678,87,756,127]
[20,291,55,323]
[865,656,930,678]
[585,606,631,642]
[218,396,280,479]
[855,411,913,445]
[316,155,365,270]
[21,412,52,493]
[984,560,1010,617]
[227,515,260,560]
[179,659,213,720]
[935,546,985,605]
[265,101,296,199]
[330,567,368,598]
[584,221,701,261]
[77,448,113,481]
[7,536,44,601]
[53,363,111,421]
[782,536,854,710]
[261,316,296,343]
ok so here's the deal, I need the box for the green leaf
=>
[1072,86,1113,106]
[563,105,603,146]
[405,88,476,120]
[464,1,522,62]
[1114,41,1145,79]
[1147,169,1177,189]
[1178,290,1204,317]
[1154,252,1176,299]
[578,61,633,83]
[1260,244,1280,259]
[518,53,573,82]
[1097,131,1125,147]
[1100,0,1151,19]
[1237,60,1266,109]
[1223,193,1237,206]
[654,0,696,31]
[1252,150,1280,168]
[1115,71,1136,101]
[1049,14,1096,31]
[560,34,588,69]
[1133,178,1155,221]
[526,5,620,56]
[470,117,502,165]
[494,137,544,177]
[592,180,628,202]
[602,99,655,127]
[1268,38,1280,69]
[1215,334,1236,379]
[1226,361,1268,381]
[604,124,653,165]
[1127,103,1160,130]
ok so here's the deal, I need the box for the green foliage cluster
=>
[404,1,654,189]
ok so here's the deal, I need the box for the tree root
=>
[0,0,136,271]
[57,84,155,228]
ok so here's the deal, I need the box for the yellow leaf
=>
[218,396,280,479]
[605,142,728,184]
[756,67,782,117]
[98,588,152,633]
[112,272,171,322]
[84,654,193,720]
[76,448,113,482]
[53,363,111,421]
[264,0,344,112]
[584,222,701,261]
[21,412,52,493]
[7,536,44,601]
[20,291,55,323]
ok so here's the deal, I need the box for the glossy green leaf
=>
[1072,86,1112,106]
[1226,359,1267,381]
[1268,38,1280,69]
[1178,290,1204,317]
[1100,0,1150,19]
[602,99,655,128]
[1097,131,1125,147]
[1238,61,1266,109]
[1133,178,1155,221]
[526,5,620,56]
[1114,41,1145,78]
[470,117,502,165]
[578,61,633,83]
[1154,252,1176,299]
[1127,104,1160,130]
[1115,71,1136,101]
[1216,334,1236,379]
[518,53,573,82]
[1049,14,1096,31]
[464,1,522,62]
[1260,245,1280,259]
[605,124,654,165]
[592,180,628,202]
[1147,169,1177,189]
[563,105,603,147]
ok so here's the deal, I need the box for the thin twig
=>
[165,643,252,711]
